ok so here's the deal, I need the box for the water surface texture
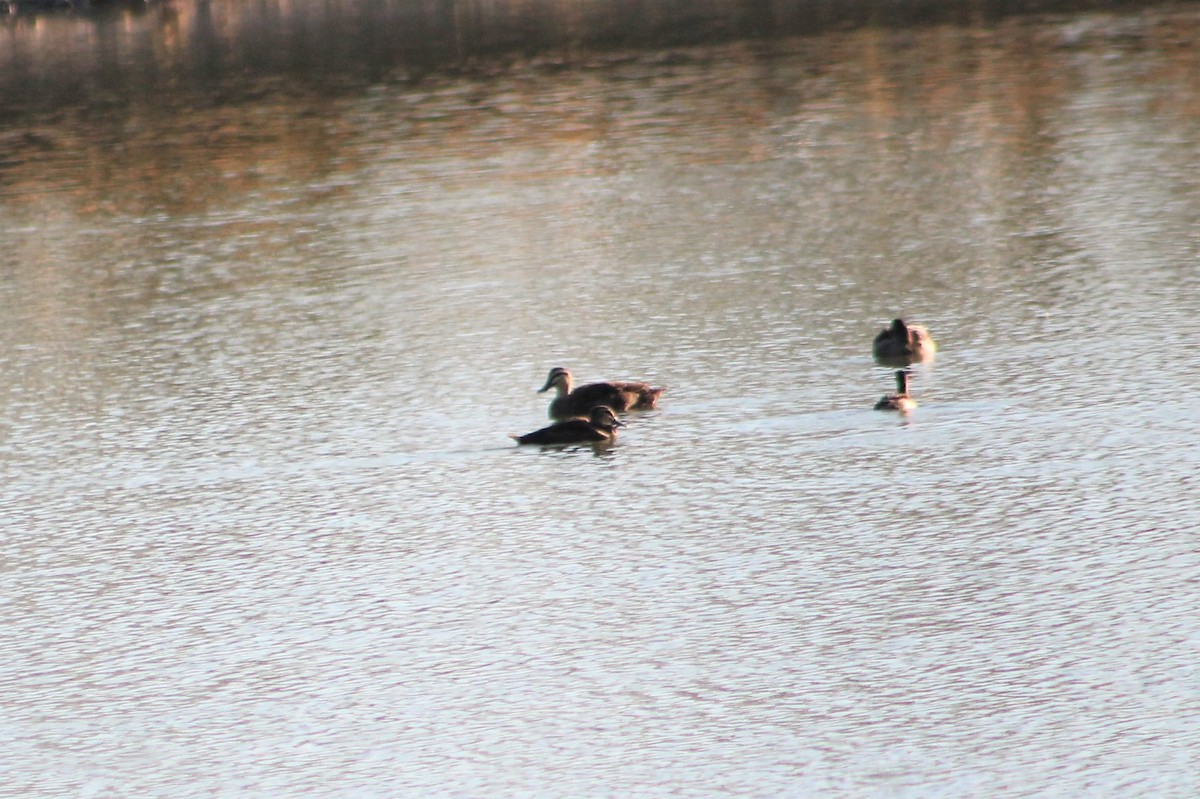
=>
[2,2,1199,797]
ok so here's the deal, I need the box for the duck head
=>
[538,367,572,394]
[589,406,625,429]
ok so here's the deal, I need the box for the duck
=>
[874,370,917,413]
[538,366,664,421]
[872,318,937,364]
[510,405,625,446]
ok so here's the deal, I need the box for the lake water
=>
[2,2,1199,797]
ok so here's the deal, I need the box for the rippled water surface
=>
[2,3,1199,797]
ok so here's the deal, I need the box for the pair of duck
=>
[872,318,935,413]
[511,366,665,446]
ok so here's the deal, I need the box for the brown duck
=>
[872,318,937,365]
[538,366,664,421]
[510,405,625,446]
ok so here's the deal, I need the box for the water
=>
[2,3,1199,797]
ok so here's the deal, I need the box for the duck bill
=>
[536,379,554,394]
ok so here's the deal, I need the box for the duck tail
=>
[640,386,666,409]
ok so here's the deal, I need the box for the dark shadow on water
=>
[510,442,619,459]
[0,0,1192,115]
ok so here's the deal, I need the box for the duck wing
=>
[610,381,664,409]
[589,380,664,409]
[567,382,634,412]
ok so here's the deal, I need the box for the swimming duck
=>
[872,318,937,364]
[538,366,664,421]
[510,405,625,446]
[874,370,917,413]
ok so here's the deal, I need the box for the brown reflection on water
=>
[1,0,1198,361]
[2,6,1198,214]
[3,1,1196,110]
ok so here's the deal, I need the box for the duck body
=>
[511,405,625,446]
[873,318,936,365]
[539,366,664,421]
[875,370,917,413]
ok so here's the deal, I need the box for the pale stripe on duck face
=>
[537,366,573,395]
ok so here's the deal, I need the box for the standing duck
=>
[872,318,937,364]
[874,370,917,413]
[510,405,625,446]
[538,366,664,421]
